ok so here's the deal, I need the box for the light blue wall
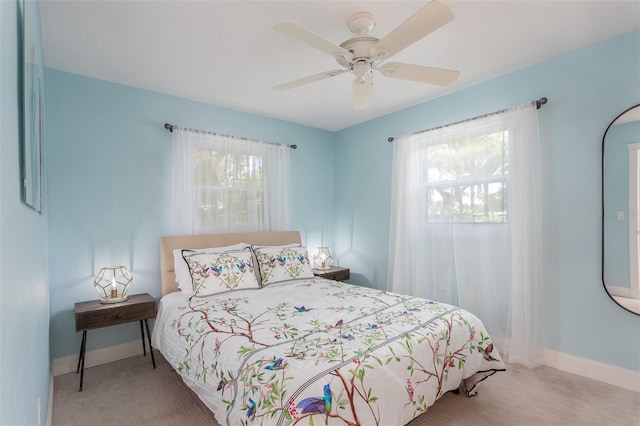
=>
[1,0,51,424]
[45,28,640,375]
[45,70,336,359]
[334,30,640,371]
[604,120,640,287]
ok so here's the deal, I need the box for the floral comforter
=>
[152,278,505,426]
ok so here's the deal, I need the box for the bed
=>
[152,231,505,426]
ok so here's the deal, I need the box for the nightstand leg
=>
[144,319,156,368]
[139,320,146,356]
[77,330,87,392]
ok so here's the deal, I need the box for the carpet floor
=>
[52,351,639,426]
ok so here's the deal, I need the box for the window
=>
[194,148,264,228]
[171,128,290,235]
[425,126,508,223]
[388,101,543,367]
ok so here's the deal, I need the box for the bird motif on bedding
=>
[329,319,343,329]
[236,262,251,272]
[262,258,278,268]
[208,265,223,275]
[294,306,314,312]
[481,343,499,362]
[246,397,256,420]
[296,383,332,425]
[264,357,286,370]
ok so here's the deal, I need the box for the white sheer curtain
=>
[387,102,543,367]
[171,127,290,235]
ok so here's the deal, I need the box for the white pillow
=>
[184,248,260,297]
[173,243,249,295]
[253,244,314,286]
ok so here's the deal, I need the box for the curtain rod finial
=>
[536,97,548,109]
[164,123,173,132]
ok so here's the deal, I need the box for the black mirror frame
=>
[602,103,640,316]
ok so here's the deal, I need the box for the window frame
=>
[423,128,509,224]
[192,146,266,230]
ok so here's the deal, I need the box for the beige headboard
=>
[160,231,302,296]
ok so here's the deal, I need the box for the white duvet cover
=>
[152,278,504,426]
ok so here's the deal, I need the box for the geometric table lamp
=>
[94,266,132,304]
[313,246,334,270]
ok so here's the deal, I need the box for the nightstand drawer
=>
[75,294,156,331]
[313,267,350,282]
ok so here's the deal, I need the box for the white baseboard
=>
[52,340,145,376]
[544,349,640,393]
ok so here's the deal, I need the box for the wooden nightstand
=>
[75,293,157,391]
[313,266,350,282]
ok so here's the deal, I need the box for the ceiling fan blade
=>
[273,69,348,91]
[378,62,459,86]
[274,22,353,61]
[352,75,372,110]
[372,0,454,61]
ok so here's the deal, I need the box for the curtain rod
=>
[387,97,547,143]
[164,123,297,149]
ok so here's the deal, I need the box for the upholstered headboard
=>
[160,231,302,296]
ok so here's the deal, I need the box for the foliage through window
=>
[389,100,543,367]
[425,129,508,223]
[194,149,264,228]
[171,127,291,235]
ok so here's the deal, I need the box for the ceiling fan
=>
[272,0,460,110]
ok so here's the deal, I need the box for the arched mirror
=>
[603,103,640,315]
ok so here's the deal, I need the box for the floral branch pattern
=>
[162,278,505,426]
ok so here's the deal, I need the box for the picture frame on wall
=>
[22,0,44,214]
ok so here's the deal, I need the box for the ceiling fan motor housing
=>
[338,36,379,72]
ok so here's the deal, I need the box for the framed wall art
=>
[22,0,44,213]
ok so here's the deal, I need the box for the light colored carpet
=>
[53,351,640,426]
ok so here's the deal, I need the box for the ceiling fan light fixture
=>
[352,75,372,110]
[352,60,372,78]
[355,75,368,85]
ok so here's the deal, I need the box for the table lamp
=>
[313,247,333,270]
[94,265,132,304]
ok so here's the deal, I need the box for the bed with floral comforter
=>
[152,277,505,426]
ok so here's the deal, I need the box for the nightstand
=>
[313,266,350,282]
[75,293,157,391]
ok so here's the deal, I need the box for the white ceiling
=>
[40,0,640,132]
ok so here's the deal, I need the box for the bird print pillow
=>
[174,243,250,295]
[184,247,260,296]
[253,245,314,286]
